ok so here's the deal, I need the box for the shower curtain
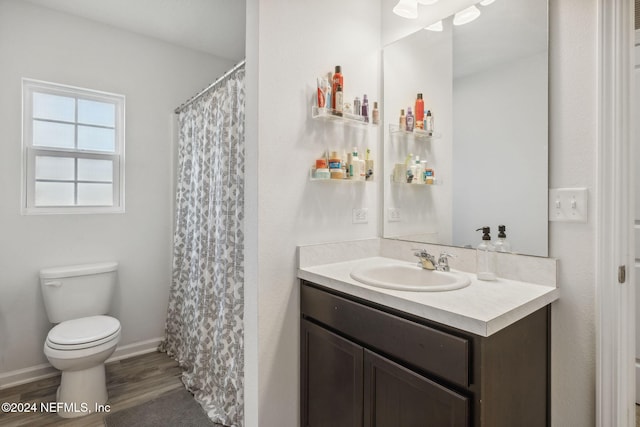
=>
[161,64,245,427]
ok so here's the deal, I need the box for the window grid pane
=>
[24,80,124,213]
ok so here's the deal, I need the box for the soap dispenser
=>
[495,225,512,253]
[476,226,497,281]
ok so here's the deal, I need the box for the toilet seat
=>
[46,315,121,351]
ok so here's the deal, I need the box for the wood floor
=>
[0,351,184,427]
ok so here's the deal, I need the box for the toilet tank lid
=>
[40,262,118,279]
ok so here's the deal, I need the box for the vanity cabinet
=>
[300,281,549,427]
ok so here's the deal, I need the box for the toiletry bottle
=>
[342,149,349,179]
[425,110,434,133]
[352,147,366,180]
[476,226,497,281]
[353,97,361,117]
[399,109,406,130]
[325,72,332,112]
[365,148,374,180]
[406,107,415,132]
[411,156,421,184]
[316,78,326,108]
[495,225,512,253]
[335,84,343,116]
[372,102,380,125]
[424,167,435,184]
[362,94,369,123]
[420,160,428,184]
[328,151,343,179]
[405,154,414,183]
[346,150,354,179]
[315,158,330,180]
[331,66,343,110]
[415,93,425,129]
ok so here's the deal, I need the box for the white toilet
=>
[40,262,121,418]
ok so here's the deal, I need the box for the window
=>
[22,79,125,214]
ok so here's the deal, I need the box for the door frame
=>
[596,0,635,425]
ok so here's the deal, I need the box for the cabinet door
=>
[301,319,364,427]
[364,350,469,427]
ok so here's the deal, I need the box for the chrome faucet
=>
[414,249,454,271]
[413,249,436,270]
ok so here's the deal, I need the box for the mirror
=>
[382,0,548,257]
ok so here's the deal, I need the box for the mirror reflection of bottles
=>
[424,110,434,133]
[415,93,424,129]
[494,225,512,253]
[406,107,415,132]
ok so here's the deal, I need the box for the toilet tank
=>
[40,262,118,323]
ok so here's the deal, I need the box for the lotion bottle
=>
[406,107,415,132]
[411,156,422,184]
[476,226,497,281]
[352,147,366,180]
[399,109,406,130]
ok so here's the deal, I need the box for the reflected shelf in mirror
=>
[389,175,440,186]
[389,124,441,140]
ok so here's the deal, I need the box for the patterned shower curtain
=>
[161,65,245,427]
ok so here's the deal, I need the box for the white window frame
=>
[21,79,125,214]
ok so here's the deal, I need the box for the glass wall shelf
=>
[310,168,373,182]
[389,175,439,186]
[312,106,375,127]
[389,124,440,140]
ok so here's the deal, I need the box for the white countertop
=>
[298,256,559,337]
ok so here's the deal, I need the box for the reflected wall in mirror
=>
[383,0,548,257]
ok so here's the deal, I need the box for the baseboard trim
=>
[107,337,164,363]
[0,337,165,390]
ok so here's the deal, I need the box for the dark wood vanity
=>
[300,280,550,427]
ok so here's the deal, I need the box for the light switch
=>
[549,188,588,223]
[352,208,368,224]
[388,208,401,222]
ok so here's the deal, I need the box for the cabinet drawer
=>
[301,283,470,387]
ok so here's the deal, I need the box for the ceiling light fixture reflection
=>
[453,5,481,26]
[417,0,439,5]
[393,0,418,19]
[479,0,496,5]
[424,20,443,31]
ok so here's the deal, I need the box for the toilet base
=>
[55,364,107,418]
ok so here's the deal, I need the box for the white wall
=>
[548,0,597,425]
[245,0,381,424]
[0,0,234,381]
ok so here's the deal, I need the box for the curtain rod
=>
[174,59,246,114]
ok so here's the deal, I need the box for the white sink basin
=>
[350,262,471,292]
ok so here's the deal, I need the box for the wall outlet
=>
[388,208,401,222]
[352,208,368,224]
[549,188,588,223]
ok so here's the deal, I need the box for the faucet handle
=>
[437,252,454,271]
[438,252,454,261]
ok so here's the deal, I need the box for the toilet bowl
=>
[40,262,120,418]
[44,315,121,418]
